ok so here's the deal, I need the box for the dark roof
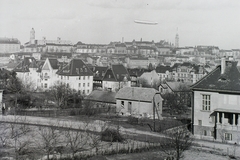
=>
[191,61,240,93]
[115,43,126,47]
[14,57,38,72]
[48,59,59,69]
[102,64,130,82]
[127,68,150,77]
[90,66,108,81]
[46,43,72,46]
[57,59,93,76]
[156,65,172,73]
[85,90,116,104]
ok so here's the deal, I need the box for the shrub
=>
[127,116,138,125]
[101,128,125,142]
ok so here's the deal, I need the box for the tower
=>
[175,28,179,48]
[30,28,35,44]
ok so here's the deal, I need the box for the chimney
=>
[221,57,226,74]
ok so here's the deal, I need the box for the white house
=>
[115,87,163,119]
[192,58,240,143]
[57,59,93,95]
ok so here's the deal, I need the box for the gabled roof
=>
[57,59,93,76]
[191,61,240,93]
[127,68,149,77]
[85,90,116,104]
[115,87,162,102]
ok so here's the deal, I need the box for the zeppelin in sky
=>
[134,20,158,25]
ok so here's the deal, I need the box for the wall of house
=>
[194,90,240,142]
[116,99,153,116]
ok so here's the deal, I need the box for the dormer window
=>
[116,74,119,79]
[109,75,111,78]
[85,68,87,72]
[80,68,83,72]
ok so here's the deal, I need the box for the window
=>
[87,90,89,93]
[88,76,90,80]
[198,120,202,126]
[79,83,81,87]
[83,90,85,94]
[128,102,132,113]
[87,83,89,87]
[79,76,81,80]
[109,75,111,78]
[121,101,124,108]
[45,79,48,81]
[83,76,85,80]
[44,83,48,88]
[225,133,232,141]
[203,130,207,136]
[83,83,85,87]
[210,131,214,137]
[202,95,211,111]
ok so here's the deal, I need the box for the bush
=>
[101,128,125,142]
[127,116,138,125]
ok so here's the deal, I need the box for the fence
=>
[11,107,116,117]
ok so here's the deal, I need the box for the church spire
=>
[175,28,179,48]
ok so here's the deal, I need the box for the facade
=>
[102,64,131,92]
[192,58,240,143]
[40,58,61,90]
[13,57,40,90]
[0,38,20,53]
[57,59,93,95]
[115,87,163,118]
[156,65,173,81]
[89,66,108,90]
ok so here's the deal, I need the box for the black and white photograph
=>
[0,0,240,159]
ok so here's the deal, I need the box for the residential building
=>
[127,68,148,86]
[0,37,20,53]
[13,57,40,90]
[191,58,240,143]
[40,58,62,90]
[139,70,159,87]
[115,87,163,118]
[89,66,108,90]
[156,65,173,81]
[57,59,93,95]
[102,64,131,92]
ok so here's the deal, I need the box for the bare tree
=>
[48,82,77,109]
[35,126,60,160]
[63,123,89,158]
[160,125,193,160]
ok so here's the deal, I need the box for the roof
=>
[156,65,172,73]
[166,82,192,92]
[115,43,126,47]
[127,68,149,77]
[0,38,20,44]
[57,59,93,76]
[102,64,130,82]
[85,90,116,104]
[191,61,240,93]
[115,87,162,102]
[90,66,108,81]
[48,58,59,69]
[14,57,38,72]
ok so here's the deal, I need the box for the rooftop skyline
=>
[0,0,240,49]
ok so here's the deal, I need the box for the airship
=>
[134,20,158,25]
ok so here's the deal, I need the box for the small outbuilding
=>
[115,87,163,119]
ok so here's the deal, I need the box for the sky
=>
[0,0,240,49]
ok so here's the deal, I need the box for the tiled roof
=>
[85,90,116,104]
[46,43,72,46]
[57,59,93,76]
[191,61,240,93]
[156,65,172,73]
[115,87,161,102]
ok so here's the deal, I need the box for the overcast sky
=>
[0,0,240,49]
